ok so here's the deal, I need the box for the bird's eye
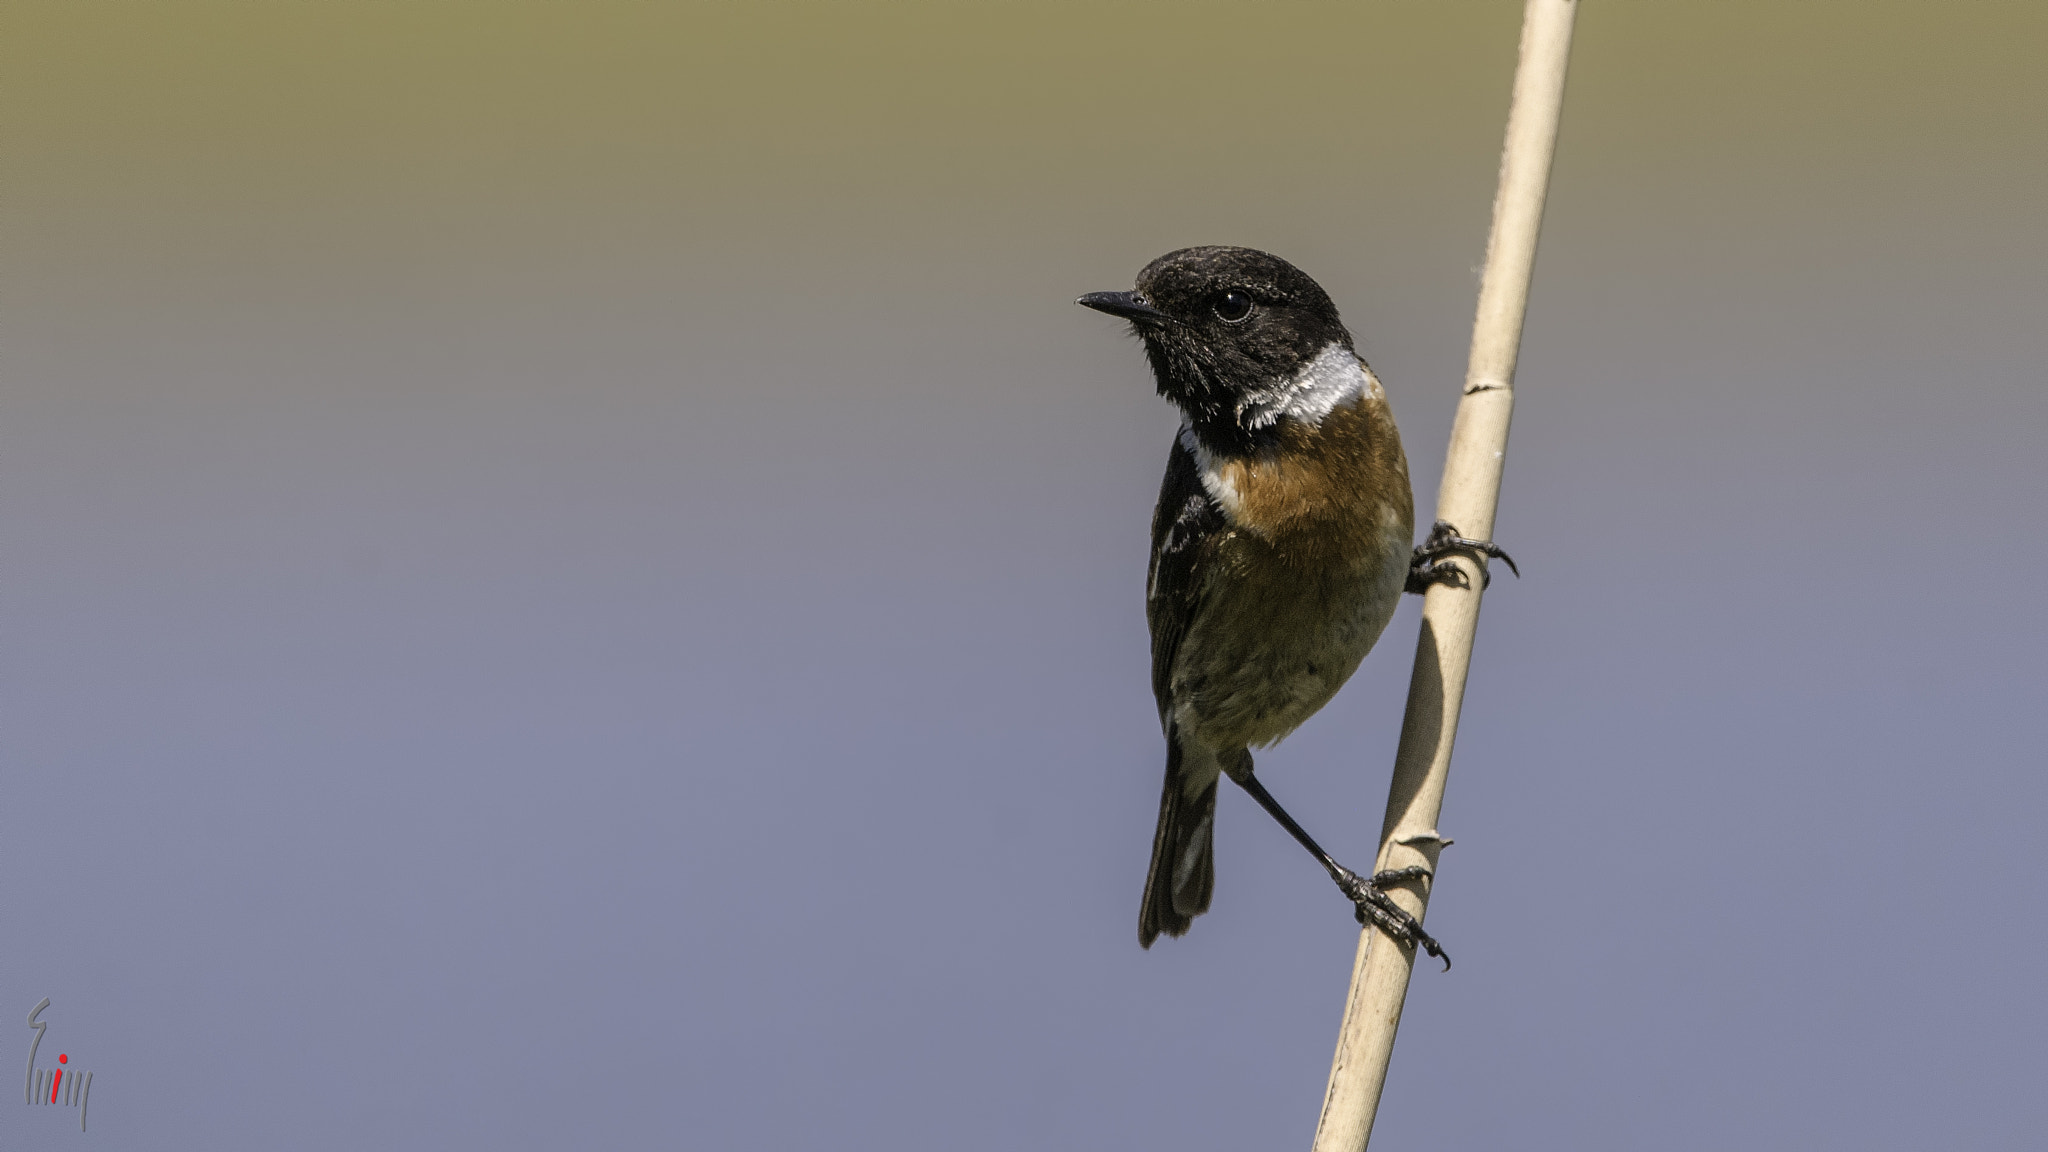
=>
[1213,290,1254,323]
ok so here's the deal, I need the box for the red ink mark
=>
[50,1070,60,1102]
[58,1054,67,1063]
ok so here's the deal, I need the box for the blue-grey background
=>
[5,3,2044,1148]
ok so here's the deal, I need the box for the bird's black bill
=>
[1077,290,1171,325]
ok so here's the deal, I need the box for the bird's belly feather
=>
[1171,525,1408,751]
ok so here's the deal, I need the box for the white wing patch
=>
[1180,424,1244,521]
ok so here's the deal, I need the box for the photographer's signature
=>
[25,999,94,1132]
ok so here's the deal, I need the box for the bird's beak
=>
[1077,290,1171,326]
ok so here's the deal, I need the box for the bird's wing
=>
[1147,433,1227,727]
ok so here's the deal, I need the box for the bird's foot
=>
[1333,865,1450,970]
[1407,520,1520,592]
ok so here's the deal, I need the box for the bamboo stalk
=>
[1309,2,1577,1148]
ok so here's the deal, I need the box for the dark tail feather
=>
[1139,738,1216,948]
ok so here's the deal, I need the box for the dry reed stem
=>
[1309,2,1578,1148]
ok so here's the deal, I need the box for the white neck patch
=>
[1233,342,1370,431]
[1179,344,1383,524]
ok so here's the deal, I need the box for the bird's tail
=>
[1139,733,1217,948]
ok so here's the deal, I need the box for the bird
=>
[1077,246,1513,962]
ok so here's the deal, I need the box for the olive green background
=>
[6,4,2043,1148]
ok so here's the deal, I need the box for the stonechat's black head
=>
[1078,246,1357,452]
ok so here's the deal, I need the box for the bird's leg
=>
[1226,760,1450,970]
[1407,519,1520,592]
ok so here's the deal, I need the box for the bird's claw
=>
[1334,865,1450,971]
[1407,519,1519,592]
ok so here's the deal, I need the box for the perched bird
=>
[1078,246,1512,961]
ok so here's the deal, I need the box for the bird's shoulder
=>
[1147,433,1228,720]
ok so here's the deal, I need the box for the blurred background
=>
[5,2,2044,1148]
